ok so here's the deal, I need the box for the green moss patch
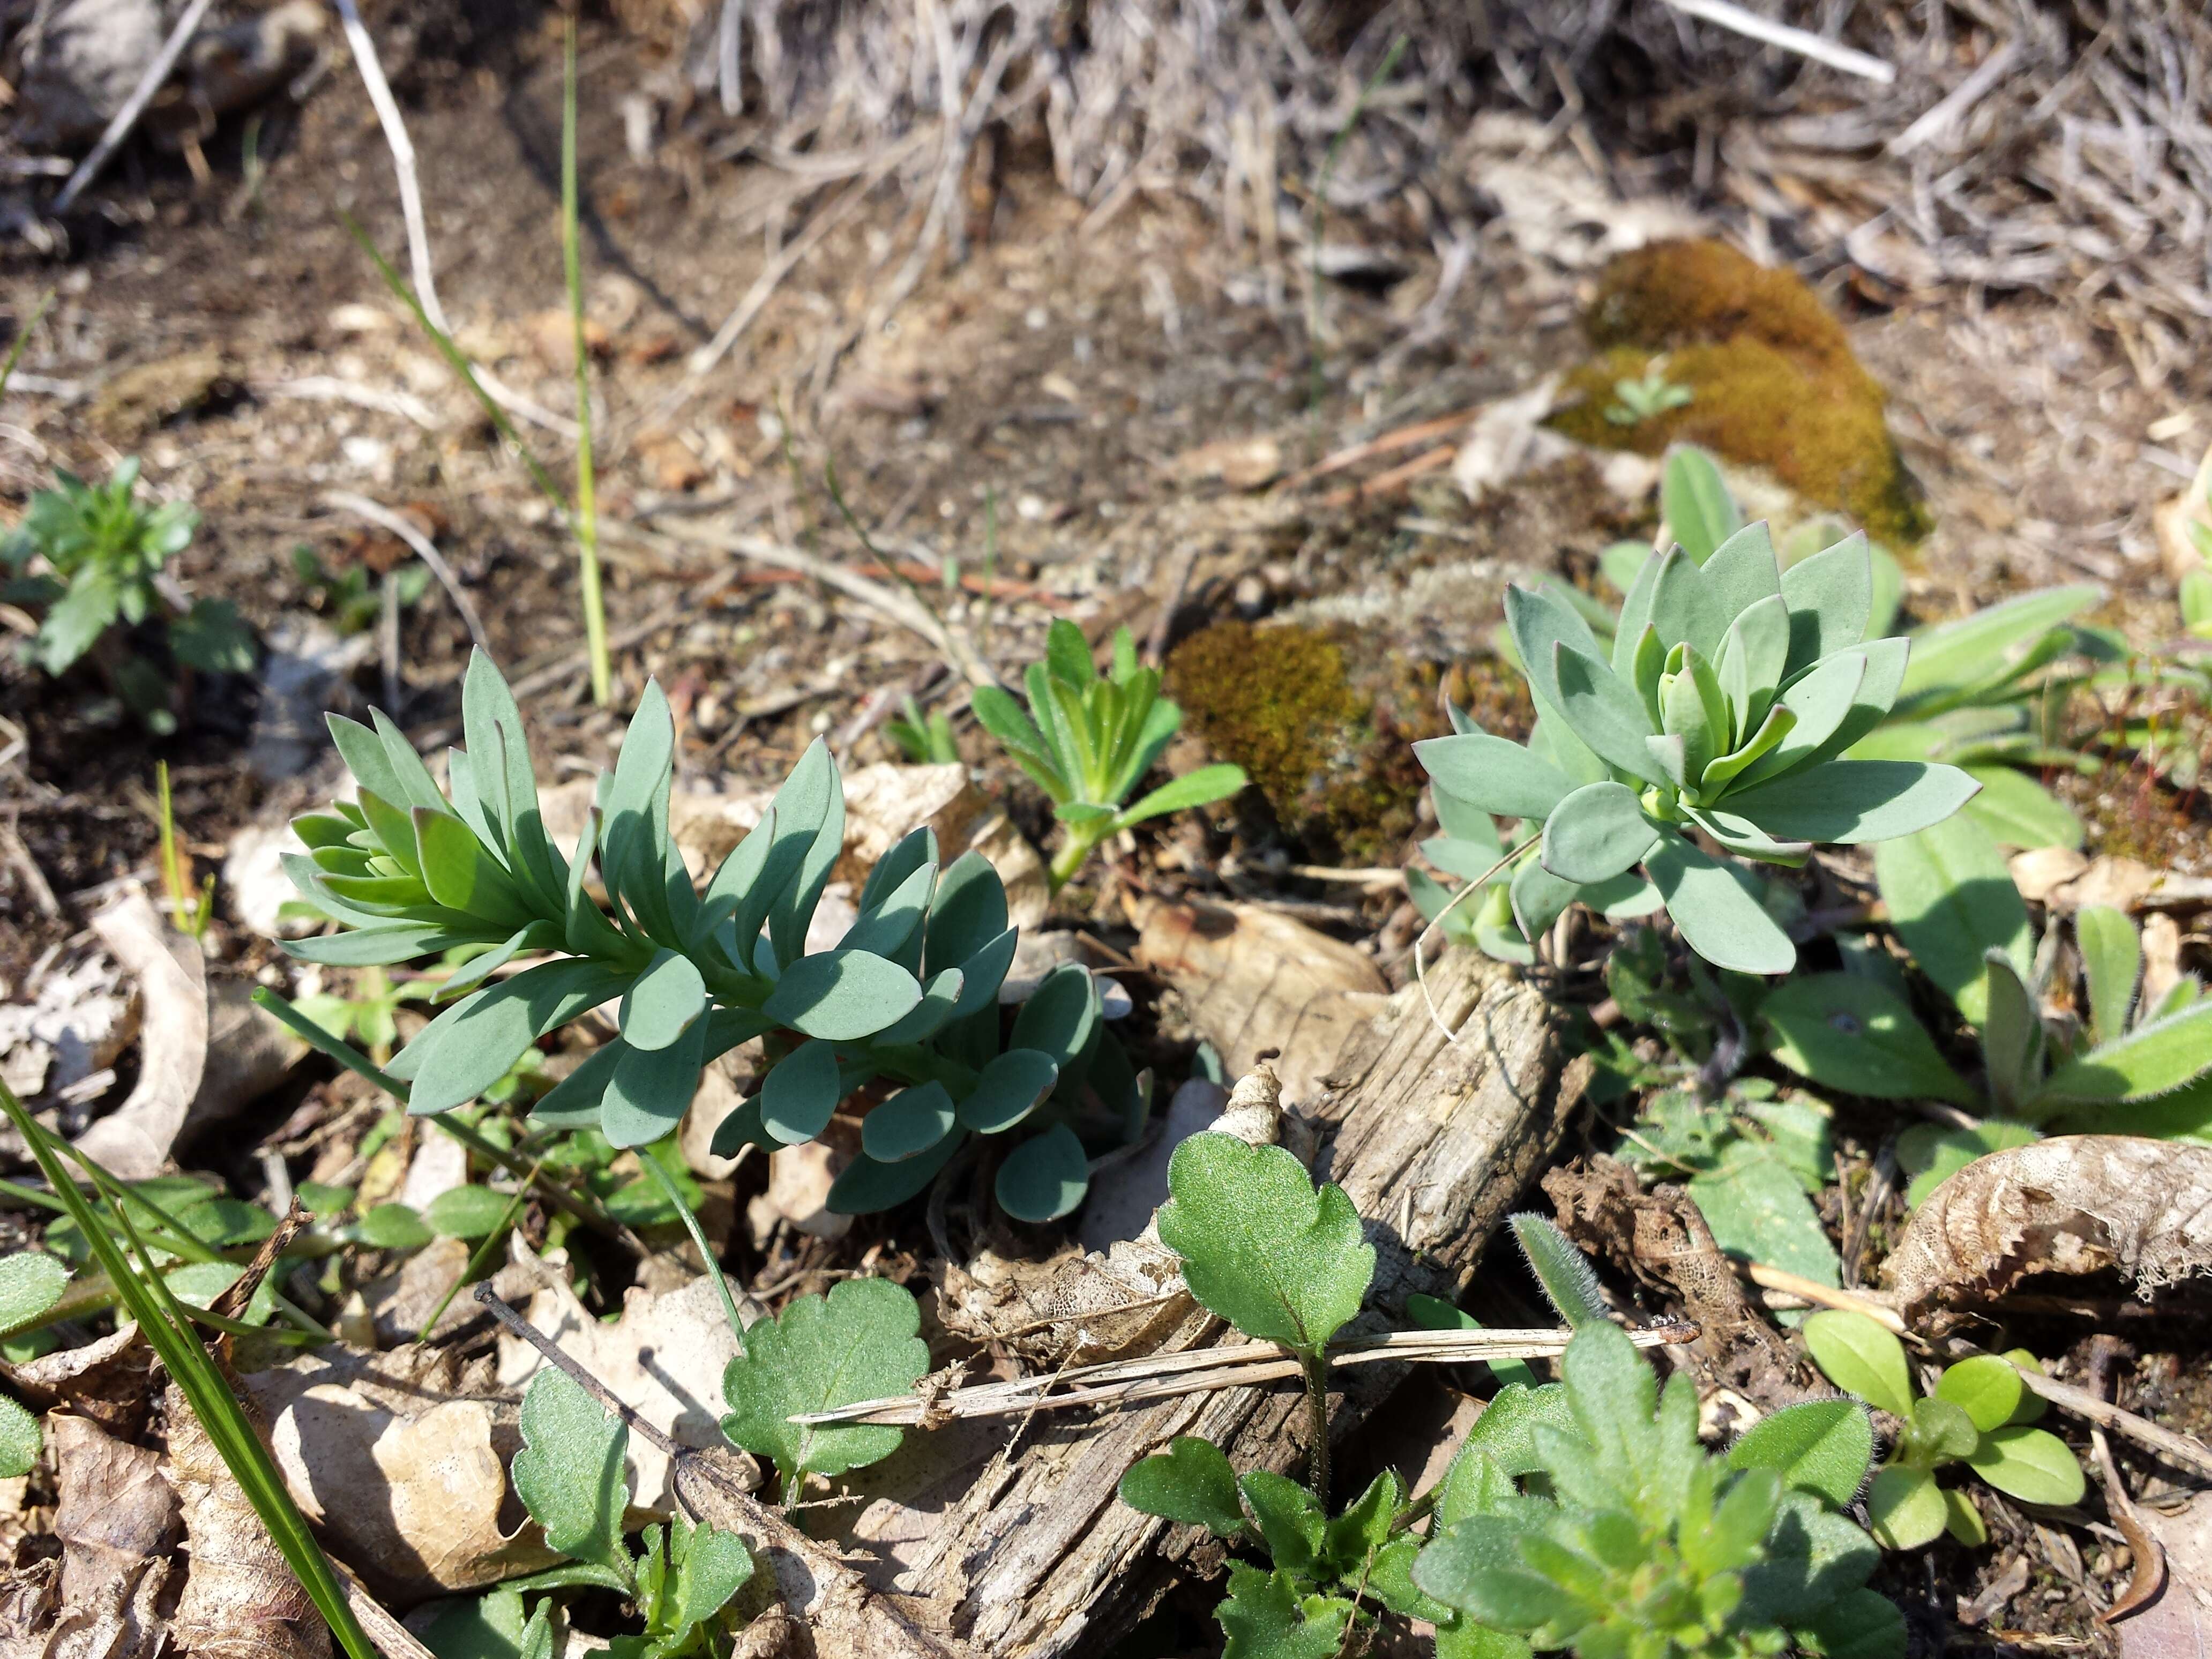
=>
[1550,240,1929,544]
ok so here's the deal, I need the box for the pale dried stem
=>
[790,1321,1696,1428]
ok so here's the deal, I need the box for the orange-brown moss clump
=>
[1549,239,1930,545]
[1167,619,1440,862]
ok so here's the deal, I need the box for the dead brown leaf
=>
[1543,1156,1806,1408]
[51,1416,180,1609]
[1125,895,1388,1109]
[494,1260,760,1515]
[1884,1137,2212,1318]
[2122,1493,2212,1659]
[2,1327,154,1438]
[253,1346,556,1598]
[76,891,208,1179]
[165,1381,330,1659]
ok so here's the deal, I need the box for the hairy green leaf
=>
[1762,974,1975,1105]
[719,1277,928,1486]
[1118,1436,1245,1537]
[1728,1400,1873,1508]
[1155,1132,1373,1356]
[512,1368,632,1582]
[1872,814,2031,1027]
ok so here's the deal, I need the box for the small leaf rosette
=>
[1418,528,1979,973]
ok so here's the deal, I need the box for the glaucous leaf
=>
[619,948,706,1052]
[1662,445,1741,564]
[600,1018,705,1149]
[1539,782,1657,886]
[861,1082,957,1163]
[957,1048,1059,1134]
[995,1123,1090,1222]
[1645,833,1796,975]
[719,1277,928,1485]
[1414,733,1573,821]
[1155,1132,1374,1356]
[1777,534,1871,677]
[761,950,922,1042]
[759,1038,842,1145]
[1725,760,1978,846]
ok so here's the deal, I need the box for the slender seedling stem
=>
[638,1147,751,1353]
[0,289,56,397]
[1302,1351,1331,1506]
[420,1165,539,1336]
[562,21,610,707]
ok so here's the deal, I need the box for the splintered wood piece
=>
[892,947,1589,1656]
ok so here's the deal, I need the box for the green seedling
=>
[421,1367,754,1658]
[970,619,1246,893]
[1604,448,2098,851]
[1803,1311,2083,1549]
[155,761,215,941]
[1,460,254,731]
[719,1275,929,1499]
[1762,812,2212,1158]
[885,694,960,765]
[1119,1442,1444,1658]
[280,648,1147,1222]
[2184,440,2212,641]
[293,543,430,636]
[1154,1131,1375,1503]
[1415,1319,1896,1659]
[1418,515,1978,974]
[1605,365,1694,427]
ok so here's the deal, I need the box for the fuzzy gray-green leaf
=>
[1539,782,1657,886]
[512,1369,631,1582]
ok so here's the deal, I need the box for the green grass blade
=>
[341,213,570,514]
[0,289,56,398]
[562,20,610,708]
[0,1081,379,1659]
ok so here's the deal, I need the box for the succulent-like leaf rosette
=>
[1417,528,1979,973]
[281,650,1144,1221]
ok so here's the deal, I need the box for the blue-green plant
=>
[970,619,1245,892]
[293,542,430,636]
[1414,1317,1896,1659]
[1803,1311,2082,1551]
[1417,521,1978,974]
[280,650,1145,1222]
[1761,813,2212,1160]
[2,460,254,730]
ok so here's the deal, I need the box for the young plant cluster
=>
[1116,1133,1902,1659]
[283,649,1147,1221]
[2,460,254,730]
[1804,1311,2083,1550]
[1417,515,1978,973]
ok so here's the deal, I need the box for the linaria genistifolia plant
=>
[1804,1311,2082,1551]
[281,649,1147,1221]
[971,619,1245,893]
[1418,520,1979,974]
[1761,812,2212,1175]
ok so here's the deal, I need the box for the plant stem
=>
[1302,1350,1331,1506]
[1047,830,1098,895]
[562,20,609,707]
[639,1147,751,1355]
